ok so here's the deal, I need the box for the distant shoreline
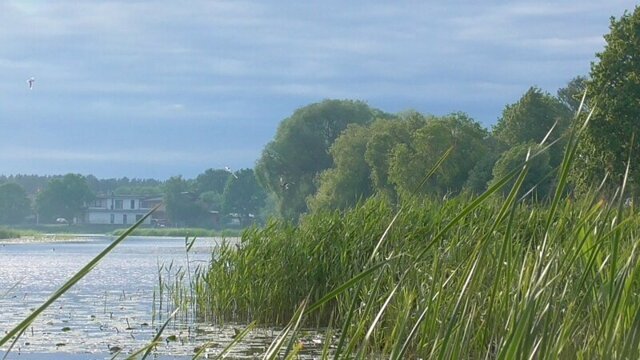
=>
[0,232,241,245]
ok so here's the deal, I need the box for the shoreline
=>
[0,234,240,245]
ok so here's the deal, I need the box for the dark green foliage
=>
[195,168,230,194]
[493,87,571,147]
[35,174,94,223]
[389,112,489,197]
[113,185,162,196]
[0,183,31,224]
[364,112,424,201]
[463,134,507,194]
[308,124,374,212]
[557,75,589,114]
[163,176,204,227]
[490,143,554,199]
[221,168,266,223]
[581,6,640,185]
[85,175,162,195]
[255,99,385,221]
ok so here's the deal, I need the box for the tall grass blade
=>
[263,296,309,360]
[199,321,256,360]
[139,306,180,360]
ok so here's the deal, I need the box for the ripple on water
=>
[0,237,328,358]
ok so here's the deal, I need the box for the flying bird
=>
[225,166,238,179]
[27,77,35,90]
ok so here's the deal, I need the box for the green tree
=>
[113,185,162,196]
[388,113,489,197]
[36,174,94,223]
[493,87,571,167]
[364,112,424,201]
[464,135,506,194]
[195,168,230,194]
[557,76,588,114]
[580,6,640,186]
[199,190,224,212]
[255,99,384,220]
[221,168,266,224]
[0,183,31,224]
[490,143,553,200]
[308,124,374,212]
[163,176,205,227]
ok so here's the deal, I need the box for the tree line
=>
[255,7,640,221]
[1,6,638,226]
[0,169,266,227]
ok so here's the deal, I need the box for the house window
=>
[123,214,128,224]
[110,214,115,224]
[130,200,135,209]
[115,200,123,209]
[136,214,143,222]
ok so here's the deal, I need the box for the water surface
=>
[0,236,324,359]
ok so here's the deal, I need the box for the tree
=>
[580,6,640,186]
[364,112,424,201]
[493,87,571,167]
[114,185,162,196]
[557,76,588,114]
[489,143,553,200]
[163,176,205,227]
[195,168,230,194]
[221,169,266,224]
[36,174,94,223]
[464,135,506,194]
[388,113,490,197]
[255,99,385,220]
[0,183,31,224]
[308,124,374,212]
[199,190,224,212]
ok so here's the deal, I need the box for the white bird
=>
[27,77,35,90]
[225,166,238,179]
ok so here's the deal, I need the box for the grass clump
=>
[111,227,241,238]
[196,192,640,358]
[0,227,25,239]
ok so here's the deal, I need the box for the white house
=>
[84,194,162,225]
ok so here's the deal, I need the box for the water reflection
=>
[0,236,325,359]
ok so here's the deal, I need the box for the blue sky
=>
[0,1,637,179]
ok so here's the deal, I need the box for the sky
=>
[0,0,637,180]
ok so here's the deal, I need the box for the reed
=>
[192,107,640,358]
[0,227,22,239]
[111,228,241,238]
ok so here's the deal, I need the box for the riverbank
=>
[195,193,640,358]
[1,224,244,240]
[111,227,242,238]
[0,227,41,240]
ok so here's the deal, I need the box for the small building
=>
[84,194,163,225]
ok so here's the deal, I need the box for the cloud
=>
[0,0,638,177]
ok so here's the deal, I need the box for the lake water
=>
[0,236,325,359]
